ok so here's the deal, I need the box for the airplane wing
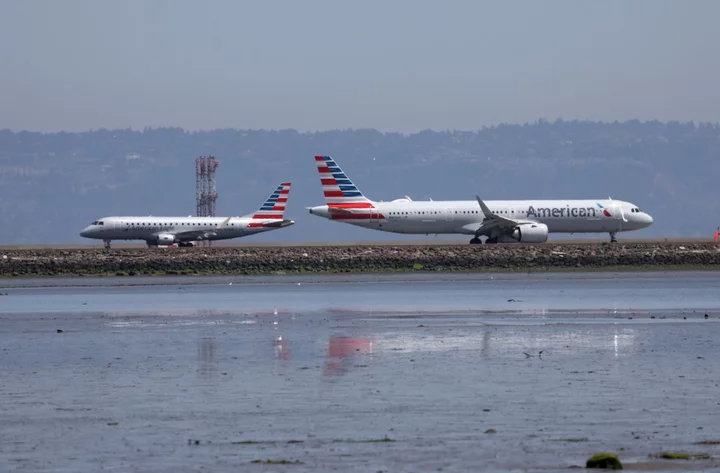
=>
[157,217,233,241]
[167,229,218,240]
[470,196,538,236]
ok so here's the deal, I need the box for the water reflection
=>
[197,336,217,380]
[274,336,291,360]
[323,336,374,377]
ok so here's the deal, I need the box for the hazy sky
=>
[1,0,719,133]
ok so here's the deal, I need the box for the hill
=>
[0,119,718,244]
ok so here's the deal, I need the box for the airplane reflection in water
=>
[274,336,292,360]
[197,336,218,381]
[271,328,639,377]
[323,336,374,377]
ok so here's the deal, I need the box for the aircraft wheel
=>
[486,237,499,244]
[469,237,482,245]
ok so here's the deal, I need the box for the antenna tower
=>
[195,156,220,247]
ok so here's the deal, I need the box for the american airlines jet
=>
[80,182,294,248]
[307,156,653,244]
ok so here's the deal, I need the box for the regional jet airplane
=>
[80,182,294,248]
[307,156,653,244]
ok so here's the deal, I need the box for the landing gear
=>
[103,240,111,249]
[469,236,498,244]
[178,242,194,248]
[609,232,617,243]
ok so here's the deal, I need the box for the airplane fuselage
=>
[80,215,294,245]
[309,198,653,236]
[80,181,294,247]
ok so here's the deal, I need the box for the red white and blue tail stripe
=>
[251,182,291,220]
[315,156,374,209]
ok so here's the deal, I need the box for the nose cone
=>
[644,213,653,227]
[79,227,92,238]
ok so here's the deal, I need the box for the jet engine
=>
[501,223,549,243]
[149,234,176,245]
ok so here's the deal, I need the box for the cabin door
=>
[445,208,454,222]
[369,208,377,227]
[611,200,624,231]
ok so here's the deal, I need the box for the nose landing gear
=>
[609,232,617,243]
[103,240,111,249]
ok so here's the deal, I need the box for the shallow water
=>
[2,271,720,472]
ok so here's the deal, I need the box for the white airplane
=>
[80,182,294,248]
[307,156,653,244]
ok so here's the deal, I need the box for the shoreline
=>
[1,242,719,278]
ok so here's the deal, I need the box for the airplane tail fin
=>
[247,182,291,220]
[314,155,373,208]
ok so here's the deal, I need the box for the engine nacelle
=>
[504,223,549,243]
[149,233,176,245]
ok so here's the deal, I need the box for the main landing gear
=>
[178,242,194,248]
[469,236,498,244]
[609,232,618,243]
[103,240,111,249]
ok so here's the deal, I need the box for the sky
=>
[1,0,719,133]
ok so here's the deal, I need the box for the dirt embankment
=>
[1,243,719,277]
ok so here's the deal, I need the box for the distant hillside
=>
[0,119,718,244]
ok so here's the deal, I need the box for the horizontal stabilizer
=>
[248,219,295,229]
[328,207,355,215]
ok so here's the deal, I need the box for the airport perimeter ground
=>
[0,237,713,250]
[1,238,719,278]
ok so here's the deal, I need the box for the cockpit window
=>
[90,221,104,226]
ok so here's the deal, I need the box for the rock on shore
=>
[1,242,719,277]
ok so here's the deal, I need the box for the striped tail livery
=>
[312,155,383,222]
[249,182,292,220]
[315,155,374,207]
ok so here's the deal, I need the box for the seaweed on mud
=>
[332,435,394,443]
[655,452,712,460]
[586,452,623,470]
[251,459,303,465]
[232,440,305,445]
